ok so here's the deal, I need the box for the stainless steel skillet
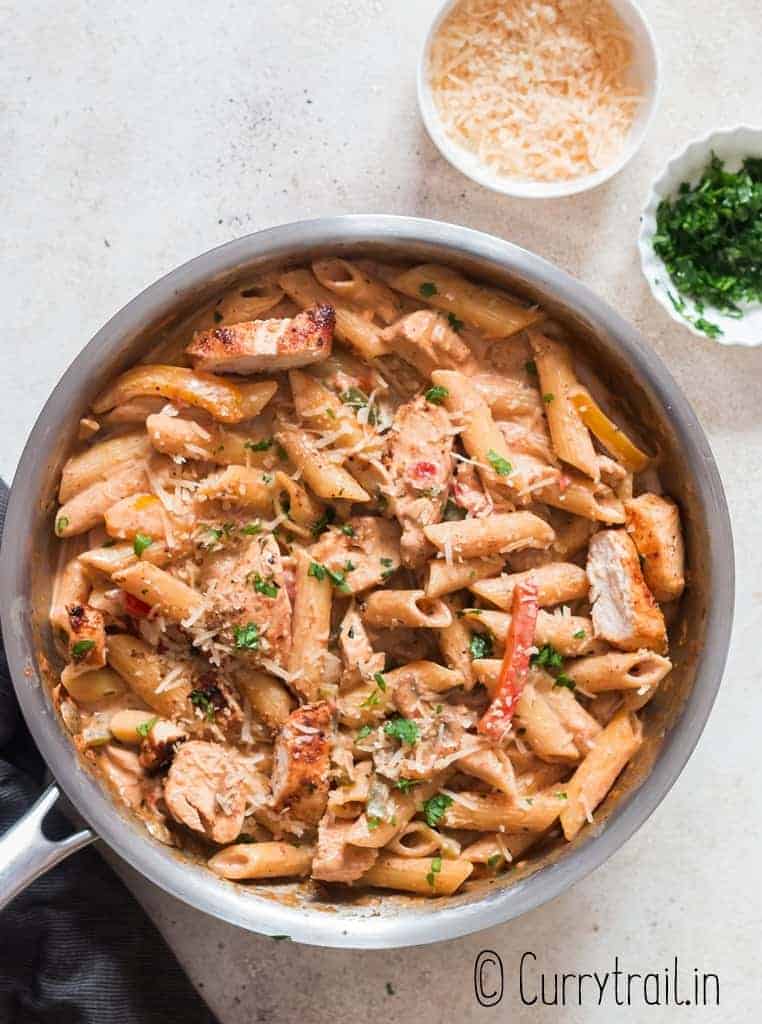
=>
[0,216,734,947]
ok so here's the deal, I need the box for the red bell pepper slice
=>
[477,580,539,741]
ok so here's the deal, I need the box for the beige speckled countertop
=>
[2,1,761,1021]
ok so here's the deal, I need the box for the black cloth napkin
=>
[0,480,219,1024]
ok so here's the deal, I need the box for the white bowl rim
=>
[638,123,762,348]
[417,0,661,199]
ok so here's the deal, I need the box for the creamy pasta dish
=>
[50,256,685,897]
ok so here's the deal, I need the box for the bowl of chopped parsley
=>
[639,125,762,346]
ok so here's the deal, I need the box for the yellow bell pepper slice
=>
[569,391,650,473]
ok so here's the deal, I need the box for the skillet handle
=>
[0,782,96,910]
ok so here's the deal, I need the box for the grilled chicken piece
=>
[452,461,493,518]
[587,529,667,653]
[61,603,107,685]
[271,702,334,826]
[312,815,378,883]
[310,516,402,593]
[164,741,250,844]
[384,396,454,568]
[187,673,245,743]
[625,493,685,602]
[199,534,292,668]
[187,305,334,374]
[139,719,188,772]
[382,310,478,379]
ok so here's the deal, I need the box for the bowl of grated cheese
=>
[418,0,660,198]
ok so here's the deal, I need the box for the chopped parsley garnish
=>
[531,643,564,671]
[356,725,373,740]
[426,855,443,888]
[233,621,260,650]
[310,506,336,538]
[543,393,555,404]
[423,793,453,828]
[573,628,586,640]
[270,935,291,942]
[325,407,336,419]
[309,560,354,589]
[250,573,279,598]
[102,538,117,548]
[262,472,273,485]
[379,556,395,581]
[340,523,355,537]
[367,816,382,831]
[425,385,449,405]
[469,632,494,660]
[487,853,502,868]
[395,778,421,792]
[71,639,95,662]
[386,982,395,997]
[525,359,538,376]
[135,716,158,738]
[240,521,262,535]
[55,515,70,536]
[276,443,288,461]
[204,526,223,544]
[360,688,383,708]
[384,717,420,745]
[133,532,153,557]
[555,791,569,800]
[373,672,387,692]
[190,689,216,721]
[245,438,273,451]
[419,282,438,298]
[487,449,512,476]
[447,312,464,332]
[653,154,762,332]
[554,673,576,691]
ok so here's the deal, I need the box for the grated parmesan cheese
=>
[429,0,642,182]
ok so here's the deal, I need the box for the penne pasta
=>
[208,841,313,880]
[425,555,504,599]
[287,547,333,702]
[362,590,452,629]
[312,258,402,323]
[469,562,589,610]
[564,650,672,693]
[59,432,152,503]
[112,562,204,623]
[424,512,555,560]
[361,853,473,897]
[275,425,370,502]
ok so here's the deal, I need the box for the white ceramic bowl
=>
[639,125,762,347]
[417,0,660,199]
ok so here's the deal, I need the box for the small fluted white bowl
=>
[417,0,660,199]
[639,125,762,347]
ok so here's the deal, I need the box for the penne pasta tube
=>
[515,684,580,763]
[346,776,446,849]
[515,762,570,795]
[287,547,333,702]
[55,461,149,537]
[535,474,625,524]
[457,748,517,797]
[531,669,602,754]
[279,269,389,359]
[312,258,402,323]
[391,264,542,338]
[471,372,544,418]
[564,650,673,694]
[107,634,193,719]
[431,370,520,494]
[528,331,599,481]
[288,369,366,448]
[438,595,476,690]
[362,590,452,630]
[424,512,555,560]
[463,609,599,657]
[560,710,643,841]
[461,831,540,865]
[383,660,464,693]
[387,821,454,859]
[470,562,589,610]
[197,465,273,509]
[108,708,167,744]
[275,425,370,503]
[79,540,170,575]
[63,667,126,705]
[103,493,181,542]
[273,471,325,536]
[425,555,503,599]
[92,364,277,424]
[215,275,285,324]
[112,562,204,624]
[59,432,152,503]
[442,789,564,833]
[208,841,314,880]
[236,668,295,731]
[361,853,473,897]
[146,414,261,466]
